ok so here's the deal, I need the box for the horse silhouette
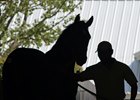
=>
[2,14,93,100]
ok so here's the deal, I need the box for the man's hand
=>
[130,83,138,100]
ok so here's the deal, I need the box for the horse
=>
[2,14,93,100]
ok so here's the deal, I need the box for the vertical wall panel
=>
[134,2,140,54]
[134,2,140,53]
[110,1,125,58]
[101,1,116,41]
[115,1,133,63]
[81,0,140,67]
[124,1,140,64]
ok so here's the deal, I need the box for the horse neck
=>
[45,28,78,66]
[46,42,76,65]
[45,46,76,74]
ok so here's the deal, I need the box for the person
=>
[75,41,138,100]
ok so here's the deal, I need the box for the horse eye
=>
[82,29,90,38]
[83,29,88,34]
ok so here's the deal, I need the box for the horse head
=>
[49,14,93,68]
[72,14,93,66]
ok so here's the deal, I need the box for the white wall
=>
[80,0,140,69]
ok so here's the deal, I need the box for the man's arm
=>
[130,82,138,100]
[123,64,138,100]
[74,67,93,82]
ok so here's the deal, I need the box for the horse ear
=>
[74,14,80,23]
[86,16,94,27]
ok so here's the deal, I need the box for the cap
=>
[96,41,113,52]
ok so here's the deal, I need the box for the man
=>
[75,41,138,100]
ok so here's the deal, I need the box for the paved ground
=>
[125,93,140,100]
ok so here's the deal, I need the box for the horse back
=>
[2,48,45,100]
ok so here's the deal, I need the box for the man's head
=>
[96,41,113,63]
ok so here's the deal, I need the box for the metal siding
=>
[116,1,133,63]
[134,1,140,55]
[124,1,140,64]
[81,1,140,68]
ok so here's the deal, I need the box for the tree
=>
[0,0,82,79]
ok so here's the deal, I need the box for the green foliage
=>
[0,0,82,79]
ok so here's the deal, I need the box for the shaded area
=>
[2,14,93,100]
